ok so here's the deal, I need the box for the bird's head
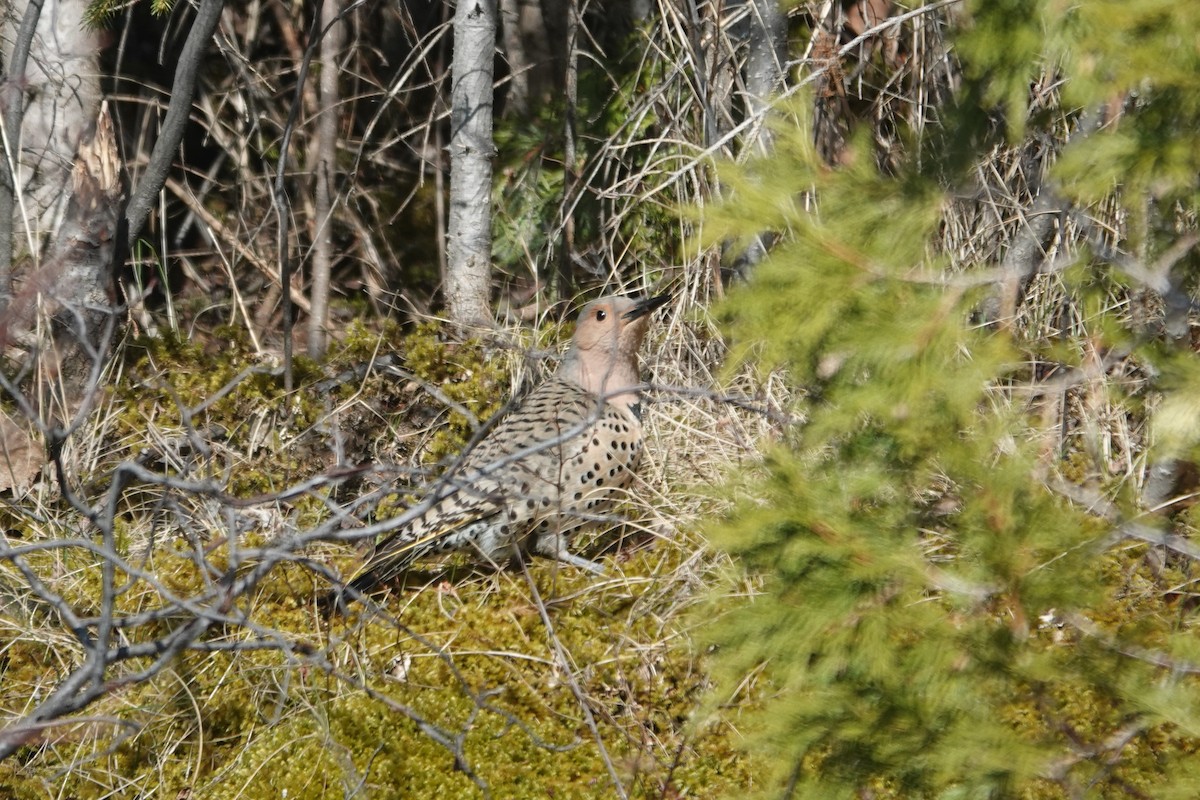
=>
[559,293,670,401]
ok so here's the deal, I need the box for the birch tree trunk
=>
[0,0,102,295]
[445,0,496,329]
[308,0,345,357]
[743,0,786,153]
[732,0,787,276]
[0,103,126,418]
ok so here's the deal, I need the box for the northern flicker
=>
[345,293,669,596]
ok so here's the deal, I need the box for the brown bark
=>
[499,0,553,115]
[0,103,126,416]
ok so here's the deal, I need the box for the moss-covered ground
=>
[0,317,762,798]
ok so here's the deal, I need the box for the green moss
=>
[399,321,510,463]
[333,317,405,364]
[0,516,756,797]
[2,310,756,798]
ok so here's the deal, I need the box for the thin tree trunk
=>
[498,0,530,114]
[732,0,787,277]
[498,0,552,117]
[556,0,577,300]
[446,0,497,329]
[744,0,786,153]
[308,0,345,358]
[124,0,224,246]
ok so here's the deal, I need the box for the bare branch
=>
[124,0,225,245]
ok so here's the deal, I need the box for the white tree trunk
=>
[744,0,786,151]
[0,0,101,269]
[308,0,345,357]
[0,104,125,416]
[446,0,496,329]
[734,0,787,275]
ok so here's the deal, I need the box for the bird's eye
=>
[595,309,607,322]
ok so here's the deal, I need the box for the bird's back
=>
[350,376,644,589]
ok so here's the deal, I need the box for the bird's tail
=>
[348,540,422,594]
[321,539,421,614]
[323,523,466,613]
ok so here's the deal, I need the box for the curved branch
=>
[124,0,224,245]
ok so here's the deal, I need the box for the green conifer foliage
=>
[704,3,1200,798]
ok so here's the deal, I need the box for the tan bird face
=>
[573,294,668,354]
[562,293,670,399]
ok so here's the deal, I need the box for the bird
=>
[343,292,670,598]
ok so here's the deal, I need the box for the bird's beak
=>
[623,293,671,321]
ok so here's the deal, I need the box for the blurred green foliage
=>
[704,2,1200,798]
